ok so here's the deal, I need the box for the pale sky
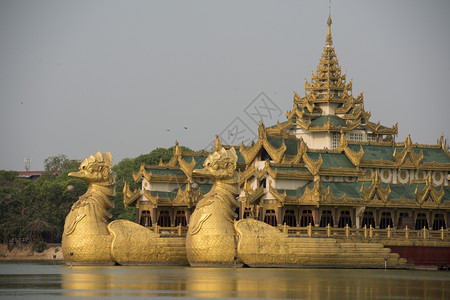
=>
[1,0,449,171]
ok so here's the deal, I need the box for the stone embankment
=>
[0,243,64,261]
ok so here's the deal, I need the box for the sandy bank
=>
[0,243,64,261]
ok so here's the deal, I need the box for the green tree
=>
[0,157,87,244]
[44,154,80,173]
[0,147,200,245]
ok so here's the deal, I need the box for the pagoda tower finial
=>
[214,134,223,152]
[326,14,333,46]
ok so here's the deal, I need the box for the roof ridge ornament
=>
[214,134,223,152]
[326,14,333,46]
[326,0,333,45]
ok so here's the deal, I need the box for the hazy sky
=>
[1,0,449,171]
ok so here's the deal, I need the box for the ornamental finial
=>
[326,14,333,46]
[214,134,223,152]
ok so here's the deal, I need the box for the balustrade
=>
[276,224,448,242]
[146,223,449,242]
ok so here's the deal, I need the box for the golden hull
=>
[109,220,188,265]
[235,219,407,268]
[186,233,237,267]
[186,212,237,266]
[62,233,113,265]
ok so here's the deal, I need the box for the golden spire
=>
[214,134,223,152]
[326,15,332,46]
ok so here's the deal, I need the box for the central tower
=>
[268,15,398,150]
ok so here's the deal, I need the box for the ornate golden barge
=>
[122,16,450,268]
[63,15,449,268]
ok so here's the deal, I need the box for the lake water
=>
[0,262,449,299]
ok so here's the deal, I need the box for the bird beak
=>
[68,170,85,179]
[193,168,211,177]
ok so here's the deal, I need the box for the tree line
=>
[0,147,193,247]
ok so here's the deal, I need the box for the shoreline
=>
[0,243,64,261]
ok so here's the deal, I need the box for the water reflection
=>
[1,262,449,299]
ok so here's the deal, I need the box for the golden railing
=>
[148,224,188,237]
[144,223,448,242]
[278,223,448,241]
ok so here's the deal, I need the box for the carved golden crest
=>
[186,144,240,266]
[62,151,187,266]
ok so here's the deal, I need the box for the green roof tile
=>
[272,166,309,173]
[181,155,207,169]
[443,186,450,202]
[348,144,395,161]
[145,168,185,176]
[278,181,443,203]
[348,144,450,164]
[233,148,246,164]
[310,115,346,127]
[267,137,299,156]
[307,152,355,169]
[420,148,450,164]
[388,184,417,200]
[321,181,362,198]
[150,191,177,200]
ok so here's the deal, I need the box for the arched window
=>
[319,210,334,227]
[264,209,277,226]
[397,212,409,229]
[300,210,314,227]
[283,210,296,227]
[140,210,152,227]
[158,210,171,227]
[415,213,428,230]
[433,214,446,230]
[243,207,252,219]
[175,210,187,227]
[361,211,375,228]
[379,212,393,229]
[338,211,352,228]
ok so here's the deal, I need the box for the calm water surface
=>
[0,261,449,299]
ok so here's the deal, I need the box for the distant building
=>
[124,16,449,235]
[18,171,45,180]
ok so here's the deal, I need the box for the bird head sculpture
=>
[69,151,114,183]
[193,147,238,180]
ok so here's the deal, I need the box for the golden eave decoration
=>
[143,189,160,206]
[296,91,316,113]
[269,185,286,206]
[241,180,265,205]
[256,161,279,180]
[133,164,152,182]
[366,121,398,135]
[297,181,361,207]
[173,181,203,207]
[360,171,391,205]
[283,139,324,177]
[288,138,308,164]
[239,161,256,185]
[393,135,424,168]
[296,118,312,131]
[302,152,323,176]
[123,180,140,208]
[167,141,198,177]
[338,132,364,167]
[415,173,444,207]
[239,122,286,164]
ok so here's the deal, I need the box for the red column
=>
[135,208,140,224]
